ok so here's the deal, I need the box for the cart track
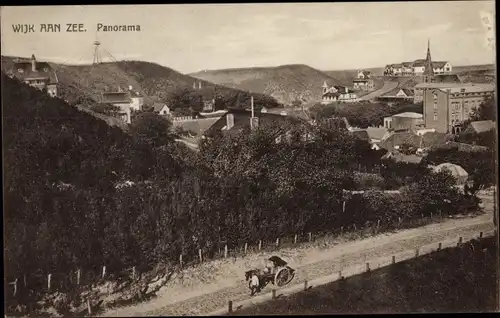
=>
[102,203,495,317]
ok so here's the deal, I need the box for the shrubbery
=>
[3,73,477,298]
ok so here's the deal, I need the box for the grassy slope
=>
[232,236,497,315]
[1,56,279,108]
[189,64,345,106]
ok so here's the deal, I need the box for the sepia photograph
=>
[1,2,498,316]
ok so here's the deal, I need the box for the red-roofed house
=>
[9,54,58,97]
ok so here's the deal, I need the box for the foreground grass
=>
[231,236,497,315]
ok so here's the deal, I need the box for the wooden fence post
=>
[244,243,248,254]
[11,279,18,296]
[294,234,297,244]
[458,237,463,245]
[132,267,136,280]
[438,242,442,251]
[179,254,183,268]
[304,280,308,290]
[353,224,357,231]
[199,249,203,263]
[338,270,342,279]
[258,240,262,251]
[47,274,52,291]
[76,269,81,285]
[377,219,380,230]
[341,226,344,235]
[272,289,277,299]
[275,238,280,247]
[308,232,312,242]
[431,212,433,219]
[228,300,233,313]
[366,262,370,272]
[102,266,106,279]
[225,245,228,258]
[392,255,396,264]
[480,232,483,238]
[87,299,92,315]
[398,217,402,225]
[415,248,419,257]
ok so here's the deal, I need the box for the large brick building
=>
[423,84,495,134]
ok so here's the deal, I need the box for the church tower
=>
[423,39,434,83]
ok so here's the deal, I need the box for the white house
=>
[101,91,132,124]
[352,70,374,91]
[153,102,170,116]
[321,82,358,104]
[128,85,144,111]
[432,61,452,74]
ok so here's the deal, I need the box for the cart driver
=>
[263,259,275,274]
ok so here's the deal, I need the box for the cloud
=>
[409,23,452,36]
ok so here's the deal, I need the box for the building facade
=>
[321,82,358,104]
[384,41,452,77]
[101,91,133,124]
[9,54,58,97]
[383,112,424,131]
[423,84,495,134]
[352,70,374,91]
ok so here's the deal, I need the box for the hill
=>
[323,67,385,84]
[1,56,281,112]
[189,64,345,106]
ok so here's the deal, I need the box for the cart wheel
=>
[274,268,290,287]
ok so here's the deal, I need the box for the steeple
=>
[423,39,434,83]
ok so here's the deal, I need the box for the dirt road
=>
[101,197,495,317]
[357,80,398,101]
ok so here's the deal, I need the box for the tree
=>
[469,96,495,122]
[167,88,203,115]
[129,112,174,147]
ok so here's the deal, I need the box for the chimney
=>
[226,113,234,130]
[251,96,255,118]
[31,54,36,72]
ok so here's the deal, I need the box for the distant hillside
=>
[189,64,345,106]
[323,67,385,84]
[1,56,281,111]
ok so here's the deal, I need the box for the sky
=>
[0,2,495,74]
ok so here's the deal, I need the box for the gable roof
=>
[432,61,448,68]
[173,117,221,137]
[382,88,414,98]
[412,59,427,67]
[380,131,447,152]
[153,102,167,112]
[466,120,496,133]
[350,129,370,142]
[203,108,303,138]
[392,112,423,119]
[11,60,58,84]
[365,127,389,141]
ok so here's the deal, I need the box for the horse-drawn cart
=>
[245,256,295,295]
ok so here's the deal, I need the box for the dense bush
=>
[3,73,476,296]
[309,102,423,128]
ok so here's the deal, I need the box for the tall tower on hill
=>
[423,39,434,83]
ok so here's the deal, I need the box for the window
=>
[433,102,437,109]
[433,114,438,121]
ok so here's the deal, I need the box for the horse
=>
[245,269,261,296]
